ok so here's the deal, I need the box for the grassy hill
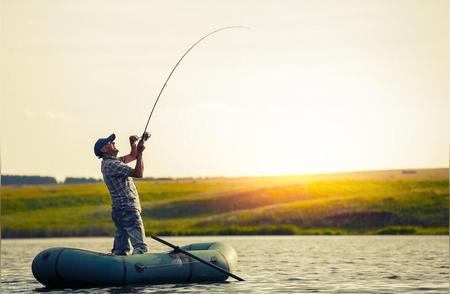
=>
[1,168,448,237]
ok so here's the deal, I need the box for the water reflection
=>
[1,236,449,293]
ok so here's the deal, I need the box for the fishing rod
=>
[140,26,249,141]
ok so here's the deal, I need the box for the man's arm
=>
[122,135,139,164]
[129,140,145,178]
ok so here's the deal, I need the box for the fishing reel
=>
[140,132,151,142]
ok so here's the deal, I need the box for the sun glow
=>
[2,0,448,179]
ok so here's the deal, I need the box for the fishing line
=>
[140,26,250,140]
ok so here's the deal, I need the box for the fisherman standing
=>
[94,133,148,255]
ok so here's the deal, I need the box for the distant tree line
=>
[63,177,102,184]
[1,175,102,186]
[1,175,224,186]
[2,175,57,186]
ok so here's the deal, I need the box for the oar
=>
[150,235,245,282]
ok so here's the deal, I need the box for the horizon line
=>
[2,166,448,183]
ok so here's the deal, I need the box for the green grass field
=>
[1,168,448,237]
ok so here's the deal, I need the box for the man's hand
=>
[122,135,139,164]
[131,140,145,178]
[129,135,139,145]
[137,140,146,155]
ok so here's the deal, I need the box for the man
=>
[94,133,148,255]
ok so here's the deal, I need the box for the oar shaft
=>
[151,235,244,281]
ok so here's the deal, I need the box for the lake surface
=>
[1,236,448,293]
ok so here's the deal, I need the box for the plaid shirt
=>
[101,155,141,212]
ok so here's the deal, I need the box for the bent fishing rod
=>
[139,26,249,142]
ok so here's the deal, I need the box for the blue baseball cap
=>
[94,133,116,158]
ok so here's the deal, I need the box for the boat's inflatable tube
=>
[32,242,238,287]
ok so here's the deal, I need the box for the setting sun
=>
[2,0,447,180]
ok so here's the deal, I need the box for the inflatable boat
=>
[32,241,239,288]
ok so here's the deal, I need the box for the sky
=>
[1,0,449,181]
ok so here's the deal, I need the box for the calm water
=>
[1,236,448,293]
